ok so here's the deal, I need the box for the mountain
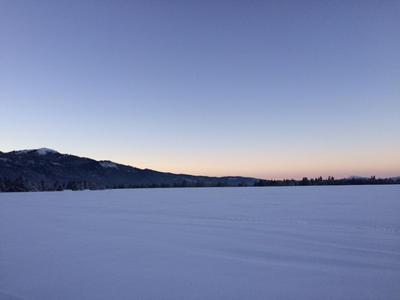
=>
[0,148,258,191]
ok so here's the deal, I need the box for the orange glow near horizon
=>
[110,150,400,180]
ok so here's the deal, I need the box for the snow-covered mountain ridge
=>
[0,148,257,191]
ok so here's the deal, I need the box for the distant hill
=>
[0,148,258,191]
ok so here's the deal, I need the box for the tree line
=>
[0,175,399,192]
[254,176,399,186]
[0,177,234,192]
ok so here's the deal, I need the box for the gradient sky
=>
[1,0,399,179]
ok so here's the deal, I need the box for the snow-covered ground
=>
[1,186,399,299]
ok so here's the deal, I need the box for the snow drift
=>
[0,185,399,299]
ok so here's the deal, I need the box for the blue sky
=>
[1,1,399,178]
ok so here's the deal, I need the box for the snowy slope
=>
[15,148,58,155]
[0,185,399,299]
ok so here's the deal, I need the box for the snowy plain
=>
[0,185,399,300]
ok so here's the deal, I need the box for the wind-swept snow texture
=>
[1,186,399,299]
